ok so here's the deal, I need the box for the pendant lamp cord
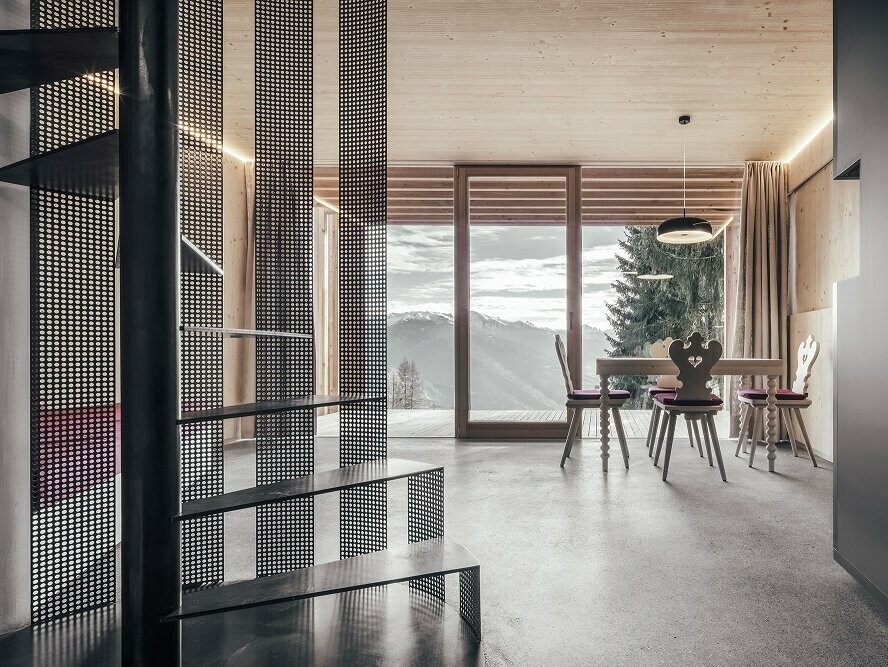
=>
[682,140,687,216]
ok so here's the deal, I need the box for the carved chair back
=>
[791,335,820,395]
[650,337,681,389]
[668,332,723,402]
[554,334,574,395]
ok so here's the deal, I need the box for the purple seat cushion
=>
[656,392,723,407]
[569,389,630,401]
[738,388,806,401]
[648,386,675,396]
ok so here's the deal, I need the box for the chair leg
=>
[781,407,799,457]
[612,408,630,469]
[691,419,705,458]
[654,409,670,466]
[735,403,751,457]
[700,415,714,466]
[706,414,727,482]
[648,406,662,458]
[662,413,678,481]
[793,408,818,468]
[646,406,657,455]
[560,407,583,467]
[748,406,762,468]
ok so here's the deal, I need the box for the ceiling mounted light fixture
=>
[656,115,714,245]
[637,273,673,281]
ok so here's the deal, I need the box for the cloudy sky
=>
[387,225,625,331]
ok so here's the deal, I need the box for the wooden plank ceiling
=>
[314,166,742,227]
[225,0,832,164]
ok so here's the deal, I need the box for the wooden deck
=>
[317,409,731,439]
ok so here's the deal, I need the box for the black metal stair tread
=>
[178,394,383,423]
[166,538,479,620]
[176,458,443,520]
[180,236,223,275]
[0,28,118,94]
[180,326,311,339]
[0,129,118,198]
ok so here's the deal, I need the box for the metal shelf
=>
[178,394,383,424]
[0,28,118,94]
[176,458,442,520]
[180,236,223,275]
[166,538,479,620]
[0,129,118,198]
[180,326,311,339]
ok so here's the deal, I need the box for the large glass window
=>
[386,225,455,434]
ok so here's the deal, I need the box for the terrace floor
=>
[318,408,732,439]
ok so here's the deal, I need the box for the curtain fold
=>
[730,160,789,432]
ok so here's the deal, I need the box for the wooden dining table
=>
[595,357,784,473]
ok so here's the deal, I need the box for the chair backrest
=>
[649,337,681,389]
[668,332,723,401]
[554,334,574,394]
[791,335,820,395]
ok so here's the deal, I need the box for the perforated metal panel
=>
[29,0,117,625]
[179,0,224,588]
[408,469,445,600]
[254,0,315,576]
[459,568,482,639]
[339,0,388,560]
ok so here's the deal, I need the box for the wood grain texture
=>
[223,0,832,164]
[786,121,860,463]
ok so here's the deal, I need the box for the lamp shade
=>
[656,216,714,244]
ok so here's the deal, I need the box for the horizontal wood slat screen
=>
[313,165,743,227]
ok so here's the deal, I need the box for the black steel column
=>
[120,0,181,663]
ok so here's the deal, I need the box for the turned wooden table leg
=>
[599,374,610,472]
[766,374,778,472]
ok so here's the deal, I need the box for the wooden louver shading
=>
[313,165,743,228]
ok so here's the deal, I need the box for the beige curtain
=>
[730,161,789,430]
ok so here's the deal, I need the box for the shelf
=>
[181,236,223,275]
[178,394,382,424]
[180,326,311,339]
[0,28,118,94]
[176,458,442,521]
[166,538,479,620]
[0,130,118,198]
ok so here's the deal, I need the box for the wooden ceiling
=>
[224,0,832,164]
[313,166,742,227]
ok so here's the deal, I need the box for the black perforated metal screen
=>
[254,0,315,576]
[339,0,388,559]
[179,0,225,589]
[29,0,117,624]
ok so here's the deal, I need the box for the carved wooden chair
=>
[652,332,727,481]
[735,335,820,468]
[645,337,685,457]
[555,334,630,468]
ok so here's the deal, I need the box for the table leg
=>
[766,374,778,472]
[599,374,610,472]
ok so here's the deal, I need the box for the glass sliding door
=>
[455,166,581,438]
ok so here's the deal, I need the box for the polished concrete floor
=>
[3,434,888,665]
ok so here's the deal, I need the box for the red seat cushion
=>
[648,386,674,396]
[569,389,630,400]
[738,388,807,401]
[656,392,723,407]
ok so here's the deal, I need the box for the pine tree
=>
[605,227,724,405]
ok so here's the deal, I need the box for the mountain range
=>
[387,311,611,410]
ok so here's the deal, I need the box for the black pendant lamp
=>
[657,115,714,245]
